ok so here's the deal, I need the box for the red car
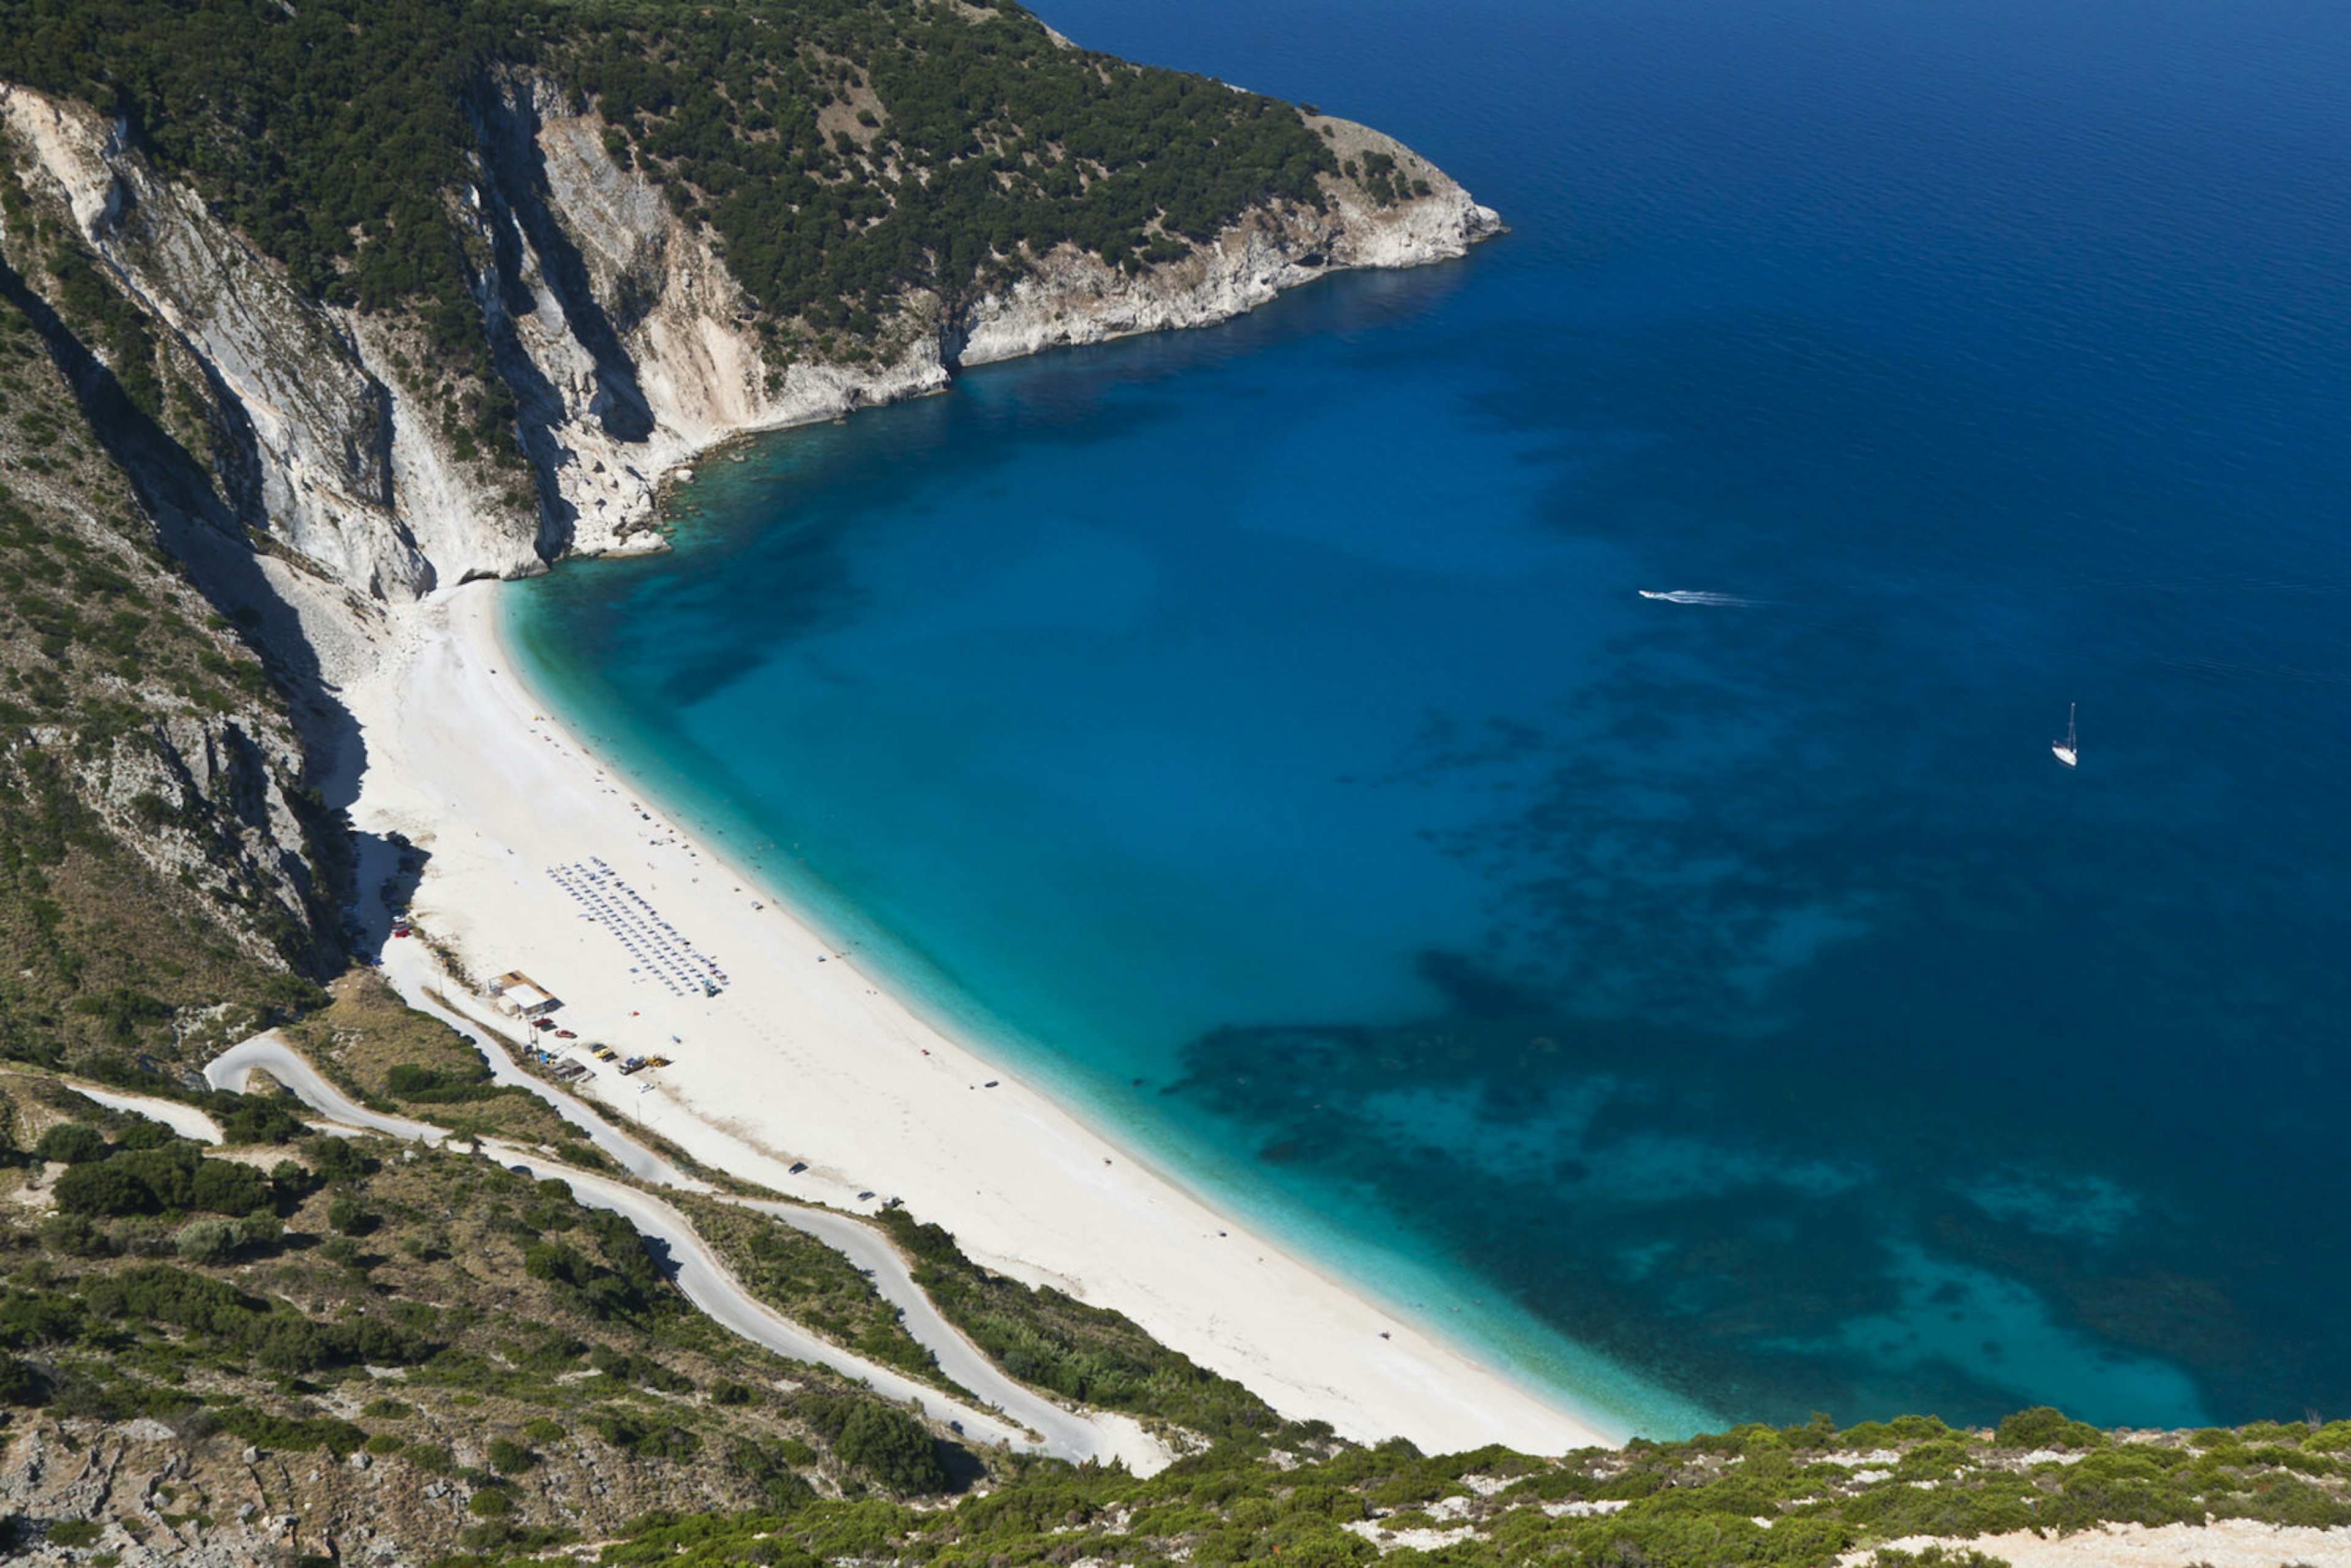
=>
[533,1019,557,1030]
[554,1029,577,1039]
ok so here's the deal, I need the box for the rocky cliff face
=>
[953,113,1502,367]
[1,76,1495,693]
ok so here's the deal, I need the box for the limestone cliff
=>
[0,76,1495,694]
[953,114,1502,366]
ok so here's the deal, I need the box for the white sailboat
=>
[2052,703,2078,768]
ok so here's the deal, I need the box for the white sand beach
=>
[342,582,1621,1457]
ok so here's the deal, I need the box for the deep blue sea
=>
[508,0,2351,1437]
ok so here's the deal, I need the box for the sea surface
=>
[508,0,2351,1436]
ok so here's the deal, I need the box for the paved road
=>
[369,950,1150,1460]
[485,1147,1031,1449]
[739,1199,1112,1463]
[201,1027,1143,1463]
[378,942,692,1186]
[205,1033,443,1144]
[69,1086,225,1144]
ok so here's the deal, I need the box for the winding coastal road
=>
[483,1147,1035,1451]
[735,1198,1115,1464]
[206,1034,444,1144]
[198,1010,1154,1467]
[71,1086,225,1144]
[381,942,694,1186]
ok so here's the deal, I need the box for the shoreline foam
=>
[343,580,1626,1455]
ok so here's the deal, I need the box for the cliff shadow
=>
[0,250,360,975]
[342,828,430,961]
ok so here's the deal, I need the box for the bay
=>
[510,0,2351,1433]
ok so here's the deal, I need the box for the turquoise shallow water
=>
[510,0,2351,1436]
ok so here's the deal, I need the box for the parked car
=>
[554,1029,577,1039]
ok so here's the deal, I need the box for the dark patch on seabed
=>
[1172,564,2351,1430]
[1174,955,2341,1430]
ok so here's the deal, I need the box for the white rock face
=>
[0,79,1497,686]
[2,86,433,601]
[956,117,1502,367]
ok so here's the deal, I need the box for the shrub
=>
[189,1159,272,1217]
[587,1343,693,1392]
[591,1410,702,1463]
[814,1398,947,1494]
[53,1144,275,1218]
[48,1518,101,1547]
[0,1356,52,1406]
[34,1123,107,1164]
[304,1136,375,1185]
[212,1093,306,1145]
[53,1160,154,1217]
[326,1198,373,1234]
[363,1398,416,1421]
[523,1417,566,1444]
[212,1404,367,1457]
[467,1487,515,1517]
[488,1437,538,1474]
[39,1214,113,1257]
[460,1521,578,1555]
[107,1114,178,1154]
[174,1217,243,1264]
[1995,1406,2107,1450]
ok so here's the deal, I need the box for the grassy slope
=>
[279,970,612,1157]
[0,1075,983,1559]
[468,1412,2351,1568]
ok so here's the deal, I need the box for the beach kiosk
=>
[488,970,562,1018]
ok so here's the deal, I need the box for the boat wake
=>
[1637,589,1761,606]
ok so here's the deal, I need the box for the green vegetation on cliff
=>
[451,1409,2351,1568]
[0,0,1335,361]
[873,1204,1281,1443]
[0,1074,994,1558]
[562,0,1333,328]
